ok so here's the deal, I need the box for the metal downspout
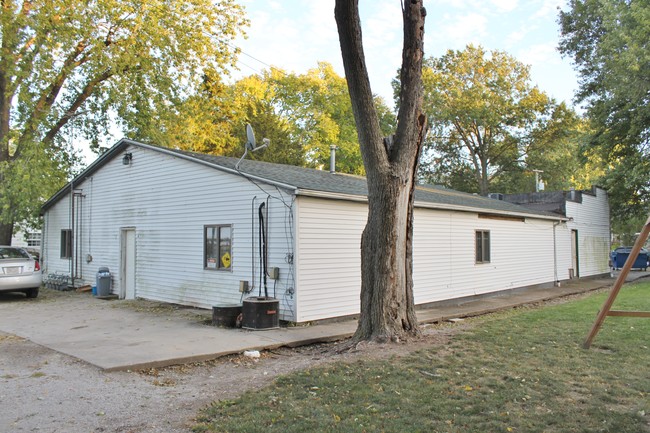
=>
[553,221,561,286]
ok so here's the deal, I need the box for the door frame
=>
[571,229,580,278]
[120,227,136,299]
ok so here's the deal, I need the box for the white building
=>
[11,227,42,251]
[41,140,610,323]
[502,187,611,279]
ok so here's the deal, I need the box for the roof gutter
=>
[296,189,368,203]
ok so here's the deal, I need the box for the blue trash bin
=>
[611,247,649,270]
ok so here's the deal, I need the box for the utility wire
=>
[226,41,292,78]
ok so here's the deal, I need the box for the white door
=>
[121,228,136,299]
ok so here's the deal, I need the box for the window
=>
[475,230,491,264]
[204,225,232,270]
[61,229,72,259]
[26,232,41,247]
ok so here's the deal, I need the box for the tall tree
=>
[0,0,247,244]
[335,0,427,342]
[418,45,553,196]
[184,63,396,174]
[221,72,304,166]
[559,0,650,219]
[271,63,367,174]
[490,102,590,194]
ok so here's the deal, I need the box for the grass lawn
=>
[194,281,650,433]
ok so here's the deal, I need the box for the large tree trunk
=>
[0,221,13,245]
[356,168,421,341]
[335,0,427,342]
[0,66,13,246]
[479,161,490,196]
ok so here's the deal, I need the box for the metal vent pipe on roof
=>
[330,145,337,174]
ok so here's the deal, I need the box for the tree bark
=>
[0,9,13,246]
[335,0,427,342]
[0,221,13,245]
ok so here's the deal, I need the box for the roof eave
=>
[41,139,300,214]
[41,138,135,213]
[414,201,568,221]
[296,189,567,222]
[135,142,299,194]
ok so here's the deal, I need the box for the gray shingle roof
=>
[169,147,562,220]
[42,139,564,221]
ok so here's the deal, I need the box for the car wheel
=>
[25,288,39,298]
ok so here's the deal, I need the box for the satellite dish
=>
[246,124,256,150]
[236,124,270,170]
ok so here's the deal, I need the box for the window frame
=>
[60,229,72,259]
[204,224,232,271]
[475,230,491,264]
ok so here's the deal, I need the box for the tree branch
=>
[11,32,49,97]
[452,119,482,183]
[393,0,426,165]
[334,0,384,170]
[15,39,91,158]
[43,68,115,145]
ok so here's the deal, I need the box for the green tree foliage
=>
[491,102,591,193]
[185,63,396,174]
[0,0,247,243]
[416,45,585,196]
[559,0,650,220]
[219,71,304,166]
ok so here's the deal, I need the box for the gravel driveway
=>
[0,330,329,433]
[0,289,328,433]
[0,290,448,433]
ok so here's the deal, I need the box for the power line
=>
[226,42,290,78]
[227,42,275,71]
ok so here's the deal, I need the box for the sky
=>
[233,0,579,109]
[77,0,580,164]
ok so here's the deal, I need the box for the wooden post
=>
[583,215,650,349]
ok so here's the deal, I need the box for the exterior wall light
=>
[122,152,133,165]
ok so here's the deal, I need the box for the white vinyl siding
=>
[413,210,569,304]
[42,145,297,320]
[565,188,610,277]
[294,196,365,322]
[43,142,606,325]
[43,201,74,277]
[296,196,568,322]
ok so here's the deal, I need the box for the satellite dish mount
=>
[236,124,270,170]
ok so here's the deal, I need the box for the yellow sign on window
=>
[221,251,231,268]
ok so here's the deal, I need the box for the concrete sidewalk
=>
[0,271,647,371]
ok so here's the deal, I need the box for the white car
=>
[0,246,42,298]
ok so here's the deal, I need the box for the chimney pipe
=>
[329,145,337,174]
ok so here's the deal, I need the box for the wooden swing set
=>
[583,215,650,349]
